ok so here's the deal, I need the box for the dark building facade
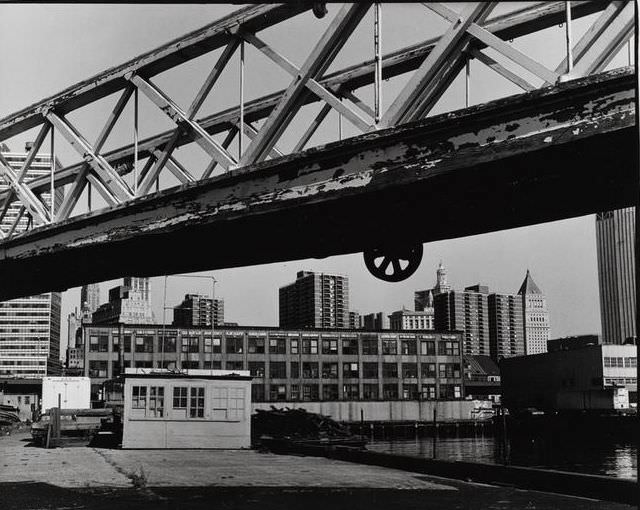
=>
[596,208,636,344]
[362,312,389,331]
[279,271,350,329]
[173,294,224,328]
[80,324,464,403]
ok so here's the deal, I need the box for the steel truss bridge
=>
[0,1,636,299]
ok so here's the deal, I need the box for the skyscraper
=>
[173,294,224,327]
[518,269,550,354]
[596,208,636,344]
[279,271,350,329]
[80,283,101,323]
[0,144,62,377]
[415,262,450,312]
[434,285,490,356]
[433,262,452,295]
[488,293,525,359]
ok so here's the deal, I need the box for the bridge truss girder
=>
[0,67,634,299]
[0,1,633,238]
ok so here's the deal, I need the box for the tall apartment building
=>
[173,294,224,328]
[488,293,524,359]
[92,277,154,325]
[435,285,490,357]
[279,271,350,329]
[0,145,62,377]
[518,270,550,354]
[596,208,636,344]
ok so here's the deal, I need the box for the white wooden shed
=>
[122,368,252,449]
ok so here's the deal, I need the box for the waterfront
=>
[367,435,637,479]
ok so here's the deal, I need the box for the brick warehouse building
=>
[79,325,464,403]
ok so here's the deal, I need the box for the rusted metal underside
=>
[0,68,635,300]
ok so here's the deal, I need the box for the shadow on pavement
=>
[0,482,634,510]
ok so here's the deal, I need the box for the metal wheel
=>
[363,243,423,282]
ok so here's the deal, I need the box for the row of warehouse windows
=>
[90,360,461,380]
[89,335,459,356]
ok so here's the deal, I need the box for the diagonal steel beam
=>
[240,122,283,159]
[242,31,373,133]
[466,23,559,84]
[381,3,495,127]
[469,48,536,91]
[568,1,634,78]
[427,2,559,85]
[46,111,134,203]
[136,40,240,196]
[130,74,237,181]
[0,123,51,227]
[150,149,196,184]
[293,102,333,153]
[85,173,119,206]
[57,86,134,221]
[0,153,50,225]
[201,127,237,180]
[239,3,372,165]
[550,1,623,79]
[6,205,25,238]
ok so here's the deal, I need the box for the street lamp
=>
[161,274,218,371]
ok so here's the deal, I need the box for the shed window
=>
[173,387,188,409]
[149,387,164,417]
[189,387,205,418]
[132,386,147,409]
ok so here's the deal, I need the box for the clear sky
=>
[0,3,633,353]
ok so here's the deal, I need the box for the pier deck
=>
[0,431,633,509]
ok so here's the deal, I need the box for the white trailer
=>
[41,377,91,411]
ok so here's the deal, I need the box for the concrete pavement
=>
[0,431,633,509]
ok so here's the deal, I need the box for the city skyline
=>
[67,258,559,335]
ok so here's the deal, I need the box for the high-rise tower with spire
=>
[518,269,550,355]
[415,262,450,311]
[433,261,451,295]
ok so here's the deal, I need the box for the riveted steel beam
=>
[57,86,134,221]
[381,3,496,127]
[239,3,372,165]
[46,112,134,203]
[0,69,633,299]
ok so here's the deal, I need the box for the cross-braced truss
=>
[0,1,634,241]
